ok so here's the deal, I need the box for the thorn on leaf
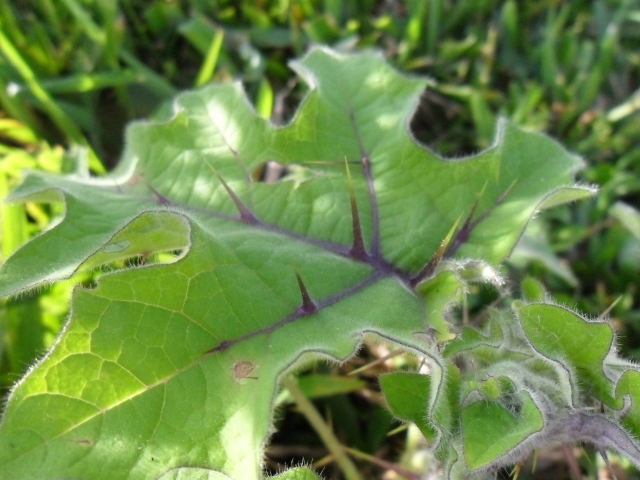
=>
[345,158,367,261]
[146,183,171,205]
[295,271,317,315]
[410,215,462,287]
[211,167,258,224]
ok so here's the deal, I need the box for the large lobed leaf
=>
[0,48,600,479]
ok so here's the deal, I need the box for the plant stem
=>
[280,376,363,480]
[562,444,583,480]
[343,447,420,480]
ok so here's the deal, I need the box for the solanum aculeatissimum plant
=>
[1,47,639,480]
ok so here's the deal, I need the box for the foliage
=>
[1,1,640,479]
[2,47,639,480]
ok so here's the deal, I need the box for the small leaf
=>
[380,372,438,442]
[520,277,547,303]
[517,303,617,406]
[462,390,543,470]
[611,201,640,240]
[473,376,502,401]
[616,370,640,437]
[417,270,465,343]
[442,319,503,359]
[269,467,321,480]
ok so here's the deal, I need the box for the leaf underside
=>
[1,47,629,480]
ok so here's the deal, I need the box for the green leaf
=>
[517,303,617,406]
[442,312,504,360]
[417,270,465,343]
[269,468,320,480]
[380,372,438,442]
[616,370,640,437]
[520,276,547,303]
[611,201,640,240]
[462,390,544,471]
[0,47,595,479]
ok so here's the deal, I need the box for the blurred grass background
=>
[1,1,639,478]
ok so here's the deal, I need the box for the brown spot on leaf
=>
[234,361,258,380]
[71,438,93,447]
[125,173,144,187]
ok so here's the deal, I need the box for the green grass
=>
[1,1,639,478]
